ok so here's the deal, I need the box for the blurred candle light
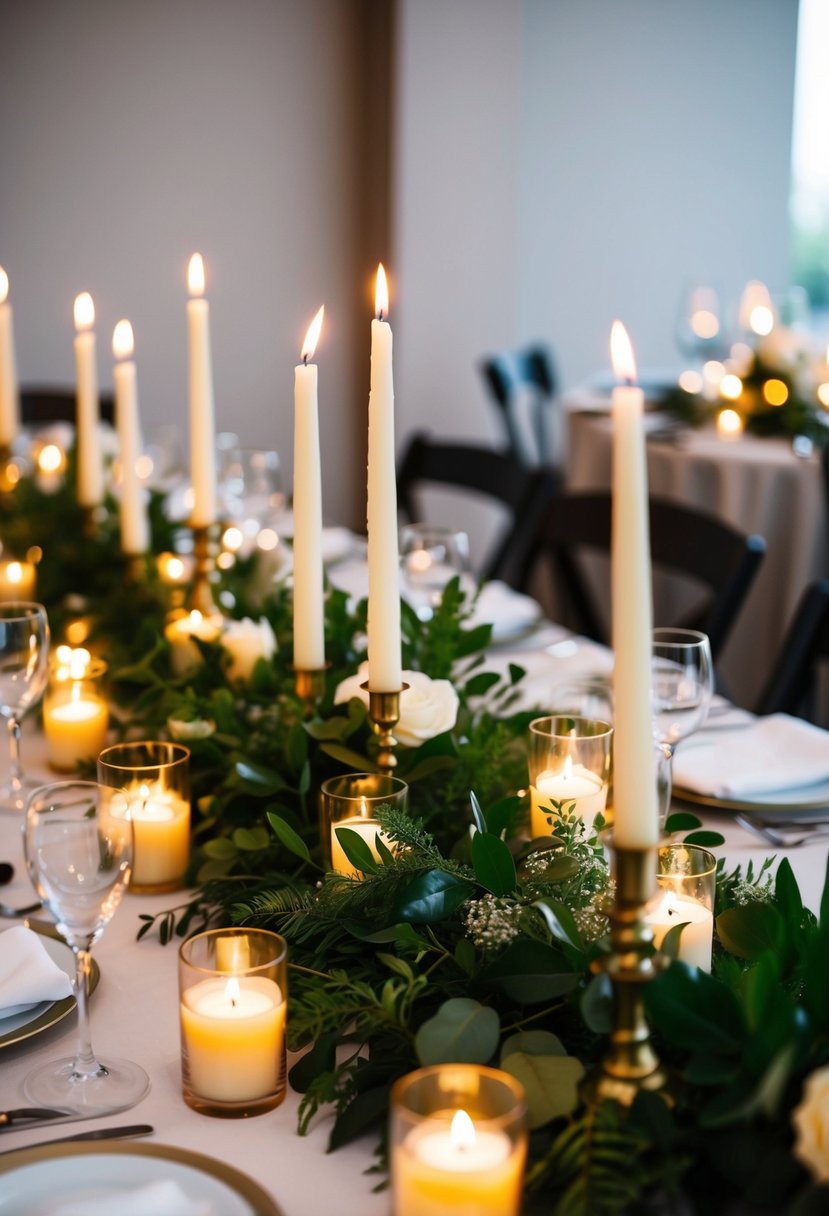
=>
[112,320,150,555]
[716,408,744,440]
[0,267,21,448]
[74,291,103,507]
[293,305,326,672]
[187,253,217,528]
[739,280,774,337]
[0,558,36,602]
[719,373,743,401]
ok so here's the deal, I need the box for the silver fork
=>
[735,813,829,849]
[0,900,41,918]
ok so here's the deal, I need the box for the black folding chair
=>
[21,386,115,426]
[756,581,829,719]
[396,431,558,586]
[479,344,558,467]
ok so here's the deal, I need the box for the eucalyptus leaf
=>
[501,1030,566,1060]
[501,1052,584,1128]
[664,811,703,833]
[392,870,475,924]
[581,972,613,1034]
[471,830,517,896]
[717,904,786,960]
[202,837,238,860]
[683,829,725,847]
[415,997,500,1065]
[235,759,287,795]
[267,812,311,863]
[480,939,580,1004]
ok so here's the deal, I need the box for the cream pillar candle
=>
[610,321,658,851]
[186,253,217,527]
[73,292,103,506]
[530,759,608,838]
[180,975,286,1103]
[647,891,713,971]
[293,305,325,671]
[124,781,191,890]
[0,268,20,447]
[395,1109,522,1216]
[43,687,109,771]
[164,609,222,676]
[367,264,402,692]
[113,320,150,555]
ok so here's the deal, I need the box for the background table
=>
[565,408,828,710]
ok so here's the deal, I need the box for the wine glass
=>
[674,283,727,372]
[399,525,471,621]
[0,602,50,813]
[23,780,150,1115]
[651,629,714,826]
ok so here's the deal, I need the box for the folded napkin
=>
[50,1180,210,1216]
[0,925,73,1017]
[673,713,829,799]
[466,581,541,641]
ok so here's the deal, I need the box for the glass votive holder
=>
[391,1064,528,1216]
[547,678,615,824]
[0,557,36,603]
[319,772,408,876]
[647,843,716,972]
[97,741,191,893]
[42,648,109,772]
[179,927,287,1118]
[164,608,223,677]
[528,715,613,840]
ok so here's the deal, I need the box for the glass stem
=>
[7,714,23,792]
[657,743,675,830]
[71,949,106,1079]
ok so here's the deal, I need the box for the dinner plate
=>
[0,1141,284,1216]
[0,924,99,1050]
[673,776,829,822]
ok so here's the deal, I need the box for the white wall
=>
[0,0,370,525]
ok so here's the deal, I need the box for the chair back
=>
[479,344,557,467]
[756,580,829,719]
[21,386,115,426]
[396,431,558,585]
[517,491,766,661]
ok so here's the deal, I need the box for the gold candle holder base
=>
[582,836,671,1108]
[294,666,328,713]
[362,681,408,774]
[187,522,221,617]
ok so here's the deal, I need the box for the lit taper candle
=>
[610,321,658,851]
[112,320,149,555]
[74,291,103,506]
[0,268,20,447]
[367,264,402,692]
[293,305,325,671]
[187,253,217,527]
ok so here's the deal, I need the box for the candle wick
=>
[303,354,308,366]
[377,309,384,322]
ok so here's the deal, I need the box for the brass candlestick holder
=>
[362,682,408,774]
[187,522,221,617]
[294,666,328,714]
[583,835,671,1108]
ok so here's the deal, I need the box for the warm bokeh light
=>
[375,263,389,319]
[256,528,279,551]
[0,267,8,305]
[749,305,774,336]
[37,444,64,474]
[717,408,744,438]
[817,383,829,408]
[691,309,719,340]
[762,378,789,406]
[222,526,244,552]
[73,292,95,331]
[188,252,205,297]
[719,373,743,401]
[703,360,726,386]
[112,319,134,360]
[610,321,637,383]
[678,370,703,394]
[301,305,325,362]
[217,551,235,571]
[135,454,154,480]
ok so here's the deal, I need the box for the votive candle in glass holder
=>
[42,646,109,772]
[164,608,222,676]
[647,843,716,971]
[528,715,613,839]
[319,772,408,876]
[98,741,191,893]
[391,1064,527,1216]
[0,557,36,603]
[179,927,287,1118]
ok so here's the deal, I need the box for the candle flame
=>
[0,267,8,304]
[188,253,205,297]
[562,754,573,779]
[301,305,325,362]
[224,977,241,1008]
[610,321,636,384]
[375,263,389,320]
[74,292,95,331]
[450,1109,476,1151]
[7,561,22,584]
[38,443,64,474]
[112,319,134,360]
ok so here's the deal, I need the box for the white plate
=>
[0,927,98,1050]
[0,1142,283,1216]
[674,776,829,822]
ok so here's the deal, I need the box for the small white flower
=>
[793,1064,829,1184]
[220,617,277,683]
[167,717,216,741]
[334,661,459,747]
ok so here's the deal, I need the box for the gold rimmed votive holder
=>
[583,832,670,1108]
[528,715,613,841]
[42,647,109,772]
[647,843,716,972]
[179,927,287,1118]
[97,740,191,894]
[390,1064,528,1216]
[319,771,408,876]
[187,521,221,617]
[362,681,409,773]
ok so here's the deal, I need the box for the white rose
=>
[793,1064,829,1183]
[167,717,216,741]
[334,662,459,747]
[220,617,277,684]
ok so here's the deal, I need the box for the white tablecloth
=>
[1,636,828,1211]
[565,408,828,710]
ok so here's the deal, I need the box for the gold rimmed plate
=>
[0,923,99,1050]
[673,777,829,824]
[0,1141,284,1215]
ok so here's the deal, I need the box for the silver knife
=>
[0,1123,154,1156]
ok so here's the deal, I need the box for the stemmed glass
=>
[674,283,727,372]
[23,781,150,1115]
[651,628,714,826]
[399,525,471,621]
[0,602,50,813]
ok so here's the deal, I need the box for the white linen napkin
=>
[673,713,829,799]
[0,925,73,1017]
[466,581,541,640]
[49,1180,210,1216]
